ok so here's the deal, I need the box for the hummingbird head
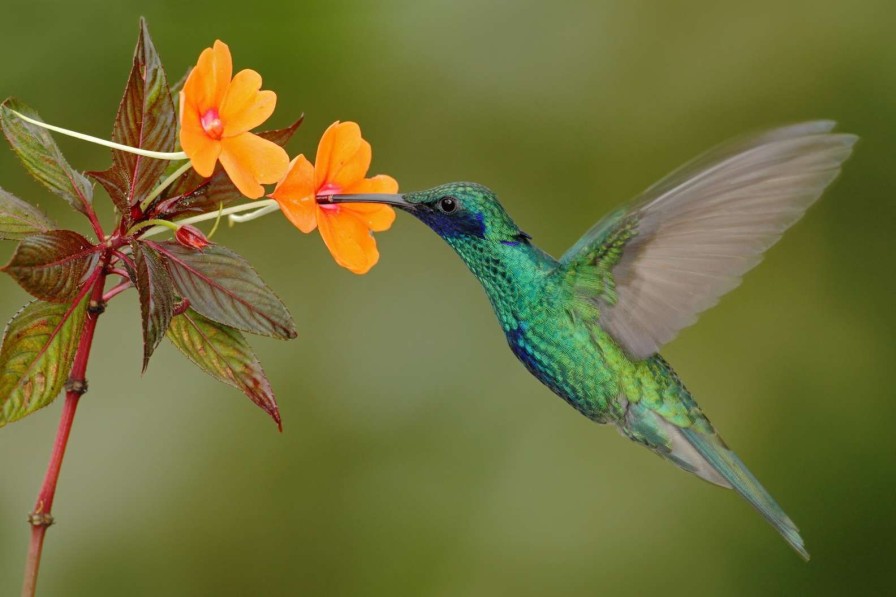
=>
[321,182,531,250]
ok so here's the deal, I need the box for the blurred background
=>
[1,0,894,595]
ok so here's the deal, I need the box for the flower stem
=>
[139,161,194,212]
[128,218,181,236]
[140,200,280,239]
[206,203,225,239]
[21,260,109,597]
[227,202,281,224]
[10,110,188,160]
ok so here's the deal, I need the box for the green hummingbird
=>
[322,121,856,559]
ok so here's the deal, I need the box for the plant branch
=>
[107,268,131,280]
[102,280,132,302]
[82,203,106,242]
[111,249,137,273]
[21,256,109,597]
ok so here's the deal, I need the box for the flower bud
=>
[175,225,210,250]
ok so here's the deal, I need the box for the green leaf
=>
[2,230,100,302]
[160,117,304,217]
[0,294,89,427]
[0,185,54,240]
[150,241,296,339]
[0,97,94,216]
[88,18,176,216]
[167,308,281,428]
[131,240,175,371]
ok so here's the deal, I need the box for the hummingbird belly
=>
[504,319,628,423]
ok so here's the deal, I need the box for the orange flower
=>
[270,121,398,274]
[180,40,289,199]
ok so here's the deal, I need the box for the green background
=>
[1,1,894,595]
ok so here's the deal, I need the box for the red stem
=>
[102,280,132,302]
[20,256,109,597]
[76,193,105,243]
[85,210,105,244]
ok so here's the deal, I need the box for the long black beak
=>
[317,194,413,209]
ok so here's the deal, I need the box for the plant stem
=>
[140,199,280,239]
[20,259,109,597]
[83,204,106,242]
[102,280,132,302]
[139,161,194,212]
[227,202,281,224]
[127,218,181,236]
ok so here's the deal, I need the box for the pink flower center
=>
[317,182,342,212]
[200,108,224,139]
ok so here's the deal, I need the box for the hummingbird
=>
[321,121,856,559]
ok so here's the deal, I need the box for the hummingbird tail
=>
[621,400,808,560]
[679,425,810,561]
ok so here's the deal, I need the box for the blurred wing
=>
[562,121,857,360]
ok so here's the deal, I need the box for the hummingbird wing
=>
[561,121,857,360]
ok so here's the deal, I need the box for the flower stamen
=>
[200,108,224,139]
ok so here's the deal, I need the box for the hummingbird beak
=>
[317,193,414,210]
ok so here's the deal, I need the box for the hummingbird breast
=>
[461,240,633,423]
[498,286,627,423]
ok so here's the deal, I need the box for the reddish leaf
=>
[149,241,296,339]
[159,117,304,217]
[2,230,100,302]
[167,307,280,428]
[166,168,239,215]
[256,115,304,149]
[0,185,54,240]
[86,168,129,216]
[131,240,175,371]
[0,98,94,216]
[0,293,90,427]
[88,19,176,216]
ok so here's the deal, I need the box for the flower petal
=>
[179,100,222,177]
[270,155,318,233]
[343,174,399,194]
[219,69,277,136]
[314,121,364,190]
[329,139,371,190]
[182,40,232,112]
[341,174,399,230]
[219,133,290,199]
[317,209,380,274]
[342,203,396,232]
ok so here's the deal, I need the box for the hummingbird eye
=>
[437,196,458,213]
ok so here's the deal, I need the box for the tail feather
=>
[621,400,808,560]
[679,426,809,560]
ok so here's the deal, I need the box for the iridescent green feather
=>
[366,121,856,560]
